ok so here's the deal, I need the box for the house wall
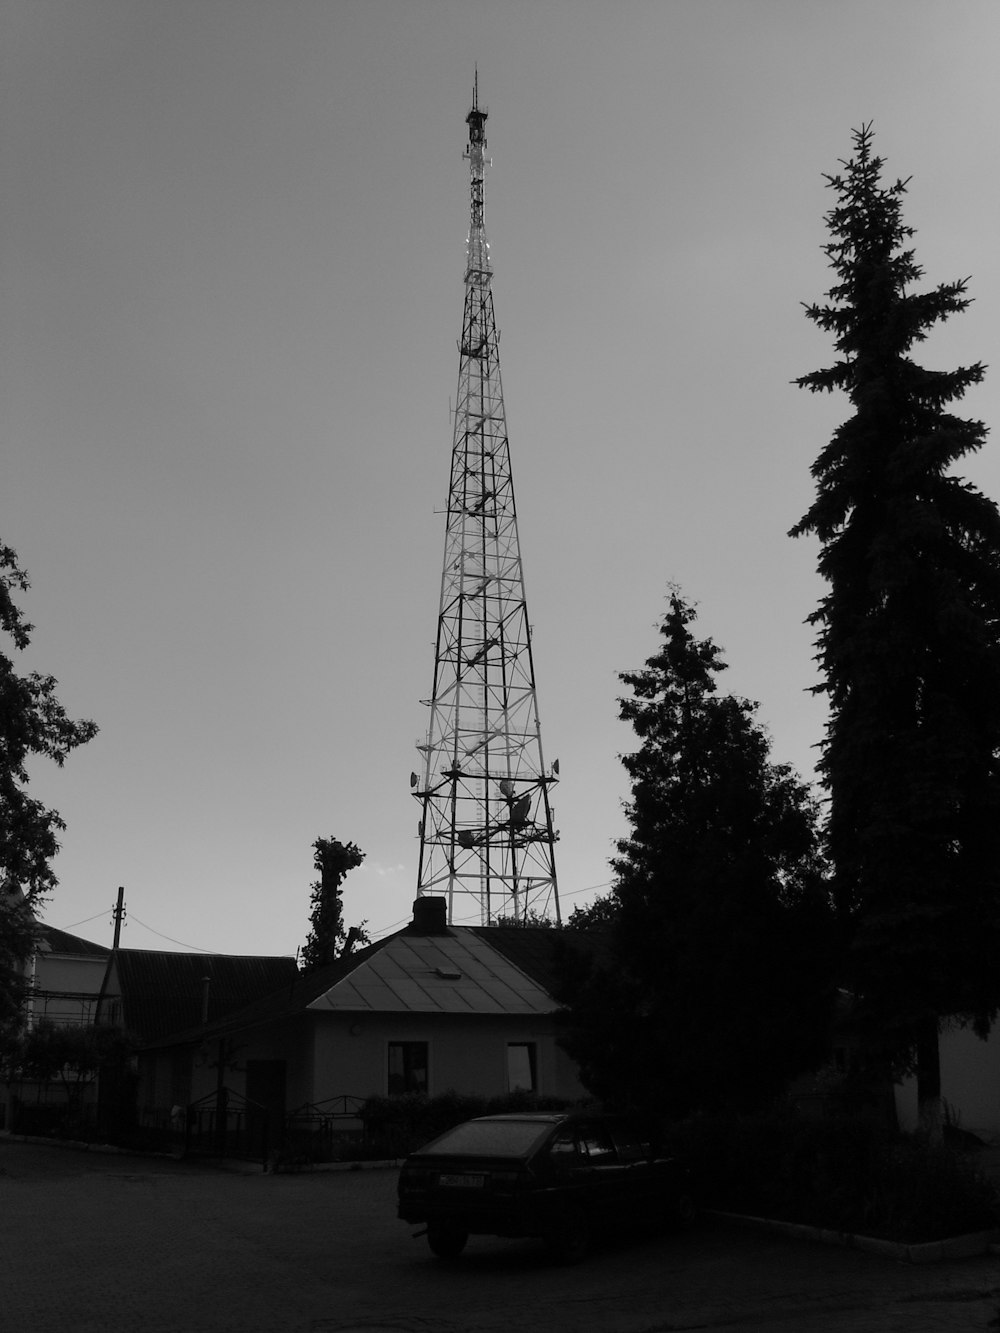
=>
[137,1019,310,1124]
[894,1020,1000,1142]
[30,952,108,1027]
[307,1009,585,1103]
[1,946,109,1128]
[139,1009,587,1122]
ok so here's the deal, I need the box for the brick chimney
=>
[408,895,449,935]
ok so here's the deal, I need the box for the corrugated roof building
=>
[98,949,298,1045]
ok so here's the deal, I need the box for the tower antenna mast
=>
[412,82,560,926]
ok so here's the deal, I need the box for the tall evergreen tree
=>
[792,125,1000,1124]
[558,592,833,1116]
[300,837,368,971]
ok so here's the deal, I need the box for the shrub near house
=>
[675,1112,999,1244]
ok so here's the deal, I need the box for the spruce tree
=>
[792,125,1000,1125]
[558,592,833,1116]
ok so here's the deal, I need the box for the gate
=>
[183,1087,270,1165]
[278,1094,367,1166]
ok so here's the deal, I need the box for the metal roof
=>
[138,924,610,1048]
[470,925,612,995]
[307,927,553,1015]
[106,949,298,1044]
[38,925,110,958]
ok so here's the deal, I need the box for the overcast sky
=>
[4,0,1000,957]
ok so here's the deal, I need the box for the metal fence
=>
[7,1086,375,1170]
[277,1094,367,1167]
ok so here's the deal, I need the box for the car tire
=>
[427,1222,468,1259]
[544,1213,592,1264]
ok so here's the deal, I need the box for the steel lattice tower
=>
[412,81,560,927]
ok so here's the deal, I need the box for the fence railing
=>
[277,1094,367,1167]
[9,1089,375,1169]
[181,1087,271,1164]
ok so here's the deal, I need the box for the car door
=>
[574,1120,632,1220]
[608,1120,659,1222]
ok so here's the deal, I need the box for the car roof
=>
[468,1113,569,1124]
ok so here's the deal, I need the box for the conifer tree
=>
[558,592,833,1116]
[792,126,1000,1126]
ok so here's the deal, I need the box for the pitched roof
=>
[106,949,298,1044]
[140,923,611,1049]
[470,926,610,995]
[139,937,387,1048]
[38,925,110,958]
[307,928,552,1015]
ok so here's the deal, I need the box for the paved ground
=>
[3,1136,1000,1333]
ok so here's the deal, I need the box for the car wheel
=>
[544,1213,592,1264]
[427,1222,468,1259]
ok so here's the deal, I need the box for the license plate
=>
[439,1173,485,1188]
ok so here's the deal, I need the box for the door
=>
[245,1059,287,1157]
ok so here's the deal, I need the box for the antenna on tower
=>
[413,87,560,928]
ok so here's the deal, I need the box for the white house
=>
[136,897,591,1133]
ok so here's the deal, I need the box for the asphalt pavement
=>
[3,1135,1000,1333]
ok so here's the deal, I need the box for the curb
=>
[707,1208,1000,1263]
[1,1130,129,1156]
[1,1133,401,1175]
[266,1158,403,1175]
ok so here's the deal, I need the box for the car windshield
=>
[415,1118,556,1158]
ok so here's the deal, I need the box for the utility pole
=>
[413,78,560,926]
[110,886,126,949]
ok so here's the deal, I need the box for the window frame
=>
[505,1040,538,1094]
[386,1039,429,1096]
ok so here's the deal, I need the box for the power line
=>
[127,914,218,954]
[62,911,108,930]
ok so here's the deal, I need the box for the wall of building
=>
[30,952,108,1027]
[894,1020,1000,1142]
[307,1009,586,1103]
[139,1008,587,1123]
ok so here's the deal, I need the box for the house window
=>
[388,1041,428,1095]
[506,1042,537,1093]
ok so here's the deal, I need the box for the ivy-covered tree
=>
[1,542,97,1056]
[300,837,369,971]
[558,592,834,1117]
[791,125,1000,1128]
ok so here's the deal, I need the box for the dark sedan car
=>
[397,1111,694,1262]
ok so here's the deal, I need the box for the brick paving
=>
[2,1136,1000,1332]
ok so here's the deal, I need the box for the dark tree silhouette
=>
[558,591,834,1116]
[792,125,1000,1129]
[564,895,619,931]
[1,541,97,1055]
[301,837,369,971]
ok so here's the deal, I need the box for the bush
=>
[360,1089,573,1157]
[673,1112,999,1243]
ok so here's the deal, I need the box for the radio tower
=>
[412,78,560,927]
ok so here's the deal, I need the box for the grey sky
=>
[4,0,999,955]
